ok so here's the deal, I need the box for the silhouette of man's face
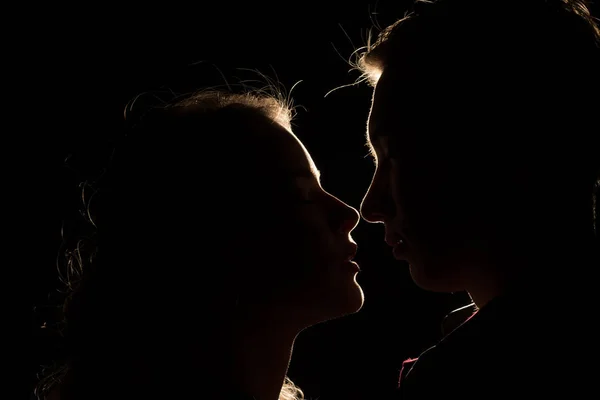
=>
[360,70,494,293]
[239,120,364,323]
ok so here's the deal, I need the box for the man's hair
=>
[359,0,600,86]
[357,0,600,165]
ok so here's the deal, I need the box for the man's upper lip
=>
[346,243,358,261]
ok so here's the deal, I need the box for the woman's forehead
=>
[253,124,318,177]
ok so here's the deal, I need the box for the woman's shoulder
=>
[227,393,256,400]
[30,389,60,400]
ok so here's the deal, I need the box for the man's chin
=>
[409,262,464,293]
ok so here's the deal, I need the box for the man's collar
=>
[441,302,478,337]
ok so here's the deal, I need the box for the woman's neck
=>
[230,311,302,400]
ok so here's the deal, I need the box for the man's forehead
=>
[368,72,398,138]
[368,70,425,140]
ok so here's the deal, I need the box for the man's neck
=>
[466,236,597,309]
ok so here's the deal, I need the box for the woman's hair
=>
[35,87,304,400]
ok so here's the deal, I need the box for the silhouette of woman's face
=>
[234,118,363,324]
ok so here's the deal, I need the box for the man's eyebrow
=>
[365,137,376,158]
[365,128,389,158]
